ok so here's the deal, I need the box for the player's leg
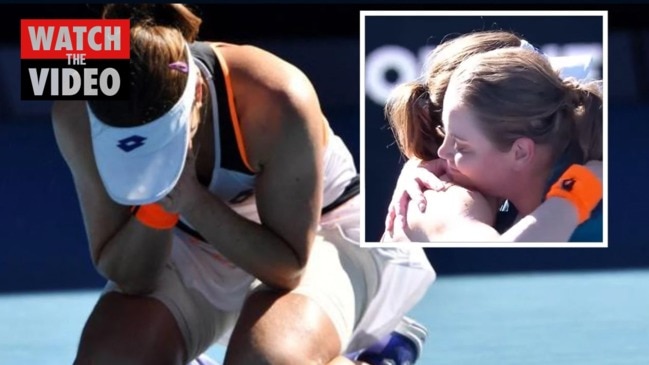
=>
[75,261,227,365]
[224,289,344,364]
[73,291,186,365]
[223,230,360,364]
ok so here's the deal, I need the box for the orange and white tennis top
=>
[169,41,359,310]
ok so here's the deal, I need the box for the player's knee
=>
[75,344,182,365]
[74,324,183,365]
[226,291,342,364]
[74,341,138,365]
[228,325,339,365]
[226,343,327,365]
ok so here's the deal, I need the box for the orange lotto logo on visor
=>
[20,19,130,100]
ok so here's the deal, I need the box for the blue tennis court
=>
[2,269,647,364]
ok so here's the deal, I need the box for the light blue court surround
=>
[1,270,648,365]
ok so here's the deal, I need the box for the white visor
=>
[548,55,593,81]
[87,45,198,206]
[520,39,593,80]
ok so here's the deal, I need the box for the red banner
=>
[20,19,130,60]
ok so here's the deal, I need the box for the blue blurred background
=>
[0,4,647,292]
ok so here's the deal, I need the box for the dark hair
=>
[87,4,202,126]
[386,31,522,160]
[449,48,602,163]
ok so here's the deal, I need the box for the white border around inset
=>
[359,10,609,248]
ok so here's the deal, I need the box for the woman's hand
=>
[383,181,498,242]
[384,158,450,237]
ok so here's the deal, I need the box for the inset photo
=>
[361,11,607,247]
